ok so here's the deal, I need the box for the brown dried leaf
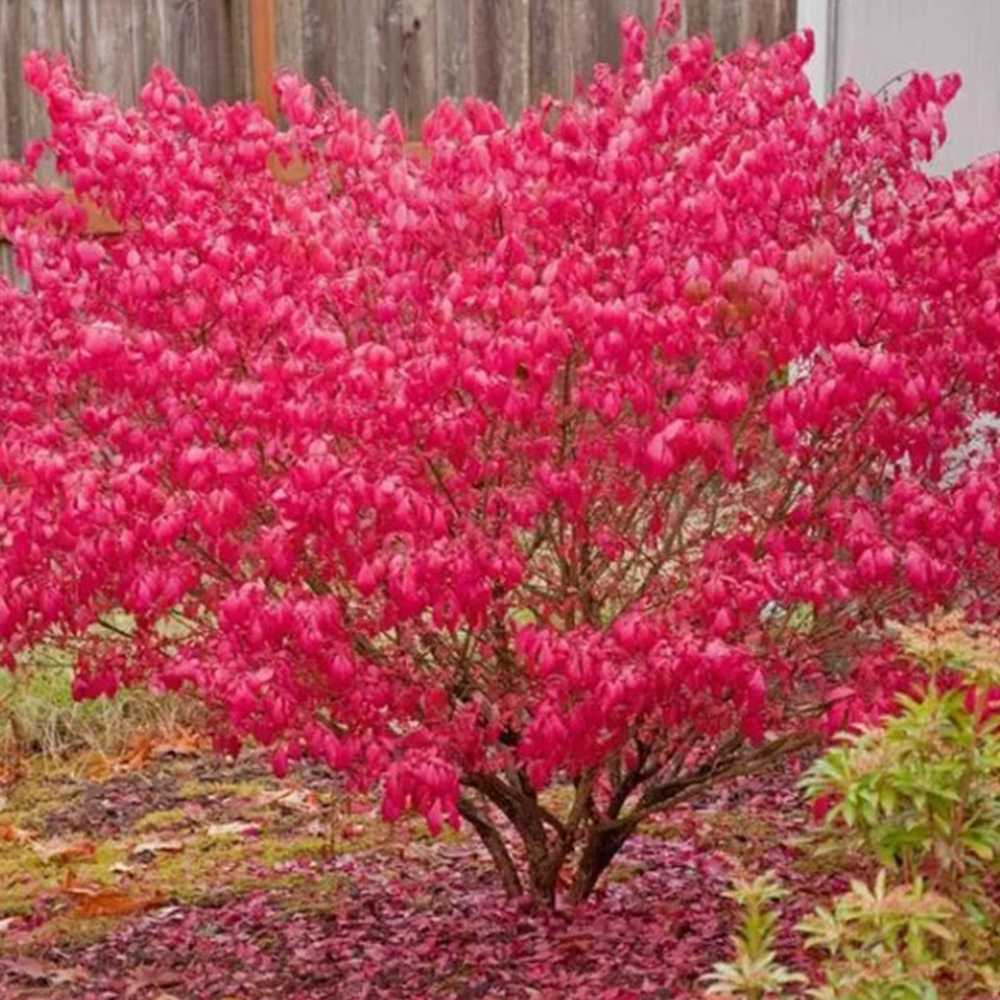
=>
[149,728,208,759]
[206,821,260,838]
[131,838,185,858]
[70,889,161,918]
[80,751,114,780]
[258,787,323,815]
[31,837,97,864]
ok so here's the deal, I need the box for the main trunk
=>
[459,733,815,908]
[567,822,637,905]
[462,811,636,909]
[459,780,637,910]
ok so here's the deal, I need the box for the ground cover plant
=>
[2,0,1000,939]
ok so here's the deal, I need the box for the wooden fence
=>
[1,0,796,164]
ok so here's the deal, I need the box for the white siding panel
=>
[832,0,1000,173]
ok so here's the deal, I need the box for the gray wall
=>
[799,0,1000,174]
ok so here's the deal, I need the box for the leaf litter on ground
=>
[0,750,854,999]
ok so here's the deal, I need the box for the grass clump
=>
[1,663,207,765]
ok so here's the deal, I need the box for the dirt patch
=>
[42,772,182,840]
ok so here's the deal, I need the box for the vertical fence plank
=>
[229,0,255,102]
[382,0,439,134]
[529,0,568,101]
[80,0,142,104]
[384,0,438,135]
[434,0,472,103]
[592,1,666,82]
[684,0,712,36]
[383,0,407,125]
[135,0,169,91]
[0,242,16,286]
[469,0,500,105]
[778,0,797,38]
[0,0,26,163]
[409,0,439,132]
[567,0,598,94]
[332,0,387,120]
[300,0,338,90]
[275,0,304,74]
[17,0,83,158]
[594,0,631,70]
[715,0,748,52]
[746,0,779,43]
[196,0,236,103]
[496,0,530,122]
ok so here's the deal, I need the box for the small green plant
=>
[801,614,1000,890]
[798,871,955,1000]
[701,871,805,999]
[704,616,1000,998]
[801,614,1000,900]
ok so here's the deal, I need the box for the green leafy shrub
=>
[802,614,1000,887]
[798,613,1000,998]
[706,615,1000,999]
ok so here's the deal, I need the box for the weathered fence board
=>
[1,0,243,163]
[0,0,796,162]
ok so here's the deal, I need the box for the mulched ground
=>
[0,754,843,1000]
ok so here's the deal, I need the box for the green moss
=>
[84,842,128,882]
[255,835,328,865]
[177,778,273,801]
[408,824,466,846]
[686,807,786,865]
[0,847,43,917]
[149,836,245,903]
[133,807,188,832]
[27,915,123,950]
[790,838,857,877]
[276,872,346,913]
[538,785,576,815]
[0,772,81,828]
[146,832,332,905]
[641,821,686,841]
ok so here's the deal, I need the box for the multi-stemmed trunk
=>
[457,731,813,909]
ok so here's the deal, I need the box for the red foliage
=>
[2,11,1000,903]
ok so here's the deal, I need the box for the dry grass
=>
[0,664,209,772]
